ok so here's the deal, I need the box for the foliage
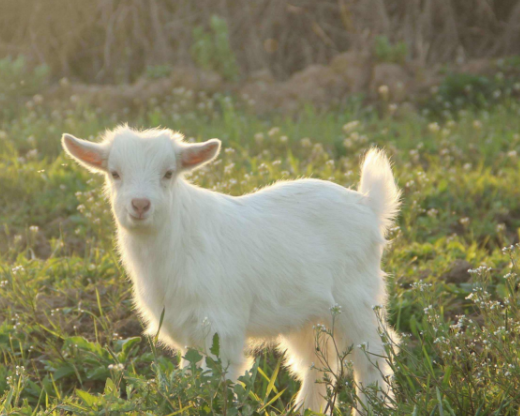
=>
[2,1,520,83]
[373,36,408,65]
[145,64,173,80]
[55,334,288,416]
[0,56,49,116]
[425,64,520,117]
[2,89,520,414]
[191,15,240,81]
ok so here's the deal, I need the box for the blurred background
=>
[2,0,520,116]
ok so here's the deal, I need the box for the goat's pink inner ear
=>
[182,142,218,168]
[65,136,104,167]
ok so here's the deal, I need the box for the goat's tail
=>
[358,148,401,236]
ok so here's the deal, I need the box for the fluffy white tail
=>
[358,148,401,236]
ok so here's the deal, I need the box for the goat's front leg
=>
[202,326,251,381]
[179,320,251,381]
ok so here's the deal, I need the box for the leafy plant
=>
[0,56,49,102]
[374,35,408,65]
[425,60,520,116]
[191,15,240,81]
[145,64,173,80]
[3,83,520,414]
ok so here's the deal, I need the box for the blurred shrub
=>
[374,35,408,65]
[191,15,240,81]
[426,65,520,116]
[145,64,173,79]
[2,1,520,83]
[0,56,49,102]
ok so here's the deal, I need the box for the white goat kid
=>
[62,126,400,414]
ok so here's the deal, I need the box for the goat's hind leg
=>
[336,305,394,415]
[278,326,330,414]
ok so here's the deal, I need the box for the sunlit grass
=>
[2,97,520,414]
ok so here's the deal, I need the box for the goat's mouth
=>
[127,213,153,226]
[129,213,147,221]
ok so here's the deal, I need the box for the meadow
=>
[2,90,520,415]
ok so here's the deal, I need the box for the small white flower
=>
[300,138,312,147]
[268,127,280,137]
[224,163,235,174]
[427,208,438,217]
[342,121,360,134]
[378,85,389,97]
[12,265,25,275]
[330,304,342,315]
[428,122,440,133]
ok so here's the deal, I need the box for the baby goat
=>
[62,126,400,414]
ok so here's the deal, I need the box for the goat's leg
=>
[197,323,251,381]
[278,326,328,413]
[334,304,394,415]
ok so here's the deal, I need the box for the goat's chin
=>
[119,214,155,231]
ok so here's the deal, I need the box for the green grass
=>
[2,93,520,415]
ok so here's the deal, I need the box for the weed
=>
[374,36,408,65]
[2,87,520,414]
[191,15,240,81]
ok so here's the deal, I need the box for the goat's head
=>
[62,126,220,231]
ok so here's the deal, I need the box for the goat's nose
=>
[131,198,151,216]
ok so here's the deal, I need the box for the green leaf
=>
[264,355,282,399]
[436,387,444,416]
[164,404,194,415]
[116,336,141,359]
[442,366,452,387]
[104,377,118,396]
[53,364,76,381]
[76,389,98,407]
[210,333,220,357]
[184,349,203,365]
[259,389,286,412]
[64,336,103,355]
[154,307,166,344]
[86,366,110,381]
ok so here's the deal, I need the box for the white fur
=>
[62,126,401,414]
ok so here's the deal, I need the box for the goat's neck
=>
[116,179,211,317]
[163,178,206,246]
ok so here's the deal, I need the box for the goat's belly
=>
[246,290,335,337]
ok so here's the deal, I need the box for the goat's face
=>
[61,126,220,231]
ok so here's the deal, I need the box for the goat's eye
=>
[111,171,120,180]
[164,170,174,179]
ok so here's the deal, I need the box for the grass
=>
[2,91,520,414]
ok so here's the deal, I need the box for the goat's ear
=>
[61,133,108,173]
[179,139,221,171]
